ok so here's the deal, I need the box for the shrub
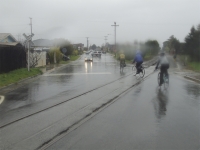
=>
[48,47,62,64]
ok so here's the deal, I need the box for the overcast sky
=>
[0,0,199,47]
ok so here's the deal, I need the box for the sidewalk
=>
[170,55,200,83]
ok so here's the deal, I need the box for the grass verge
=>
[60,55,80,64]
[70,55,80,61]
[187,62,200,72]
[0,68,42,88]
[178,55,200,72]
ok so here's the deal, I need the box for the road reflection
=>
[85,62,93,73]
[153,88,169,120]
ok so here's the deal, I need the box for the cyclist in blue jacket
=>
[133,50,143,74]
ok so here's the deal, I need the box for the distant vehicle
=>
[91,51,101,57]
[85,55,93,62]
[85,50,94,54]
[63,55,70,61]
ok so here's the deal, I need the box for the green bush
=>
[73,50,78,56]
[48,47,62,64]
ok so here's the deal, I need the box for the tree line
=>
[163,24,200,62]
[47,38,83,64]
[117,40,160,61]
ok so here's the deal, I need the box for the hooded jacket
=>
[134,51,143,63]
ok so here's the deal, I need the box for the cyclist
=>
[155,52,169,86]
[119,51,126,67]
[133,50,143,74]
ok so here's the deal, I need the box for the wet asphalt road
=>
[47,72,200,150]
[0,53,200,149]
[0,53,122,113]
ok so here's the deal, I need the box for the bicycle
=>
[132,64,145,78]
[157,71,169,89]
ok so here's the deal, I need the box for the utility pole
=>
[23,18,34,71]
[111,22,119,56]
[104,36,108,50]
[104,36,107,48]
[86,37,89,51]
[30,18,32,41]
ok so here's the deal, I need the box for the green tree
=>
[185,25,200,61]
[91,44,97,50]
[167,35,181,54]
[52,38,74,56]
[143,40,160,57]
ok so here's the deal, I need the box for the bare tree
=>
[29,50,42,67]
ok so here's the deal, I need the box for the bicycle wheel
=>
[139,67,145,78]
[120,63,124,72]
[163,74,169,89]
[157,72,160,85]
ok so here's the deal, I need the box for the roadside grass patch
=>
[70,55,80,61]
[60,60,70,64]
[187,62,200,72]
[178,55,200,72]
[0,68,42,88]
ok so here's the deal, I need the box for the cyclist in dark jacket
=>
[133,50,143,74]
[155,52,169,86]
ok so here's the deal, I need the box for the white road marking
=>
[0,95,5,104]
[43,72,112,77]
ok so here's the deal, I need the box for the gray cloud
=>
[0,0,199,46]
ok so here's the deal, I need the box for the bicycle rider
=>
[155,52,170,86]
[133,50,143,74]
[119,50,126,67]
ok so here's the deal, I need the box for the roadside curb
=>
[174,72,200,83]
[183,75,200,83]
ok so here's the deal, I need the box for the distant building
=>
[0,33,22,47]
[31,39,54,67]
[0,33,25,73]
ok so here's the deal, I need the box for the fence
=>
[0,46,26,73]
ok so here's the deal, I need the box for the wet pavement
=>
[0,54,119,112]
[0,53,200,150]
[46,72,200,150]
[0,53,155,150]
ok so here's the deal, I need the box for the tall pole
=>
[86,37,89,51]
[30,18,32,40]
[28,18,32,71]
[28,40,30,71]
[104,36,107,47]
[111,22,119,56]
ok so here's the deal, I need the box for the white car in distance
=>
[85,55,93,62]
